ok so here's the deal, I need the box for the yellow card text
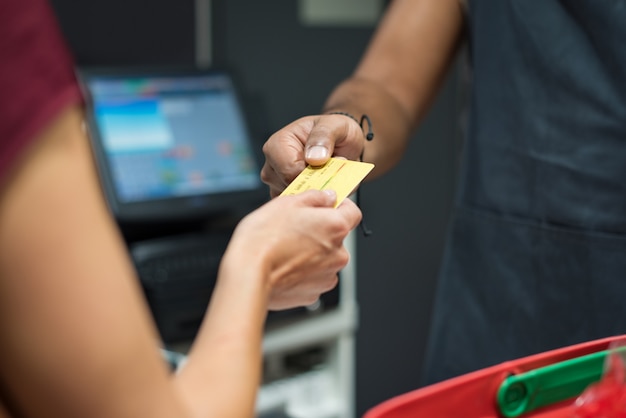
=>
[280,158,375,208]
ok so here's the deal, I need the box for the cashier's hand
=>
[261,114,366,197]
[222,189,362,310]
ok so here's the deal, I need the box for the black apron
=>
[422,0,626,385]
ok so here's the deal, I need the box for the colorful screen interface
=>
[87,74,261,203]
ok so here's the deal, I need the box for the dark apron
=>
[422,0,626,385]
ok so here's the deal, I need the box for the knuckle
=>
[261,139,273,156]
[323,275,340,292]
[259,166,273,184]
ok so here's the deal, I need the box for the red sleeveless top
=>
[0,0,82,182]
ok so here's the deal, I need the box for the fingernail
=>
[306,145,328,161]
[323,189,337,205]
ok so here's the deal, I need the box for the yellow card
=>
[280,158,375,208]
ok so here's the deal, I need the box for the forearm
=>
[324,0,465,178]
[174,247,270,418]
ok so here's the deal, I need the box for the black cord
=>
[359,114,374,142]
[327,111,374,237]
[356,187,373,237]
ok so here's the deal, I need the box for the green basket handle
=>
[497,347,626,417]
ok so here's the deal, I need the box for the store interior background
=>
[49,0,466,415]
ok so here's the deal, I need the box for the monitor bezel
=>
[78,66,268,224]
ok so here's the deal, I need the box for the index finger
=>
[261,117,316,193]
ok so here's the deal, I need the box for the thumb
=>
[304,116,345,166]
[294,189,337,208]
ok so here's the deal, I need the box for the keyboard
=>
[131,232,231,343]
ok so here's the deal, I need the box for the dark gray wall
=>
[50,0,464,415]
[210,0,377,142]
[50,0,195,66]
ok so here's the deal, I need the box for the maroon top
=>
[0,0,83,182]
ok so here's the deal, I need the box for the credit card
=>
[280,157,375,208]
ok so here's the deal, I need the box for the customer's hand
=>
[222,189,362,310]
[261,114,366,198]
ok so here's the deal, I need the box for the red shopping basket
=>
[364,335,626,418]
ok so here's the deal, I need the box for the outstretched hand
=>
[222,189,362,310]
[261,114,366,198]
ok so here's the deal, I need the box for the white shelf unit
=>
[257,230,358,418]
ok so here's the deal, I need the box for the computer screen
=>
[79,67,266,223]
